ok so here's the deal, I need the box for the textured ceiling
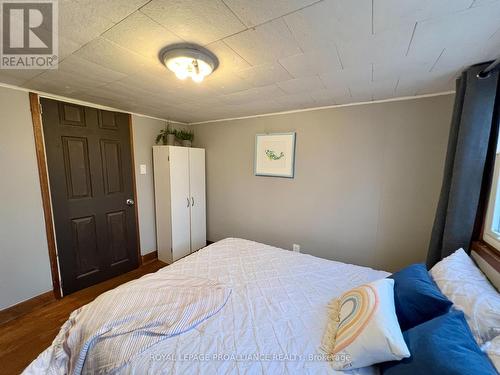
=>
[1,0,499,123]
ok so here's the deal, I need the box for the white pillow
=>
[321,278,409,370]
[430,248,500,344]
[482,336,500,372]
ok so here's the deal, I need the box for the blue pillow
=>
[389,263,452,330]
[380,310,497,375]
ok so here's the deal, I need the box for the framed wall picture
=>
[254,132,296,178]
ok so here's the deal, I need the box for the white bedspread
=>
[26,238,389,375]
[24,276,231,375]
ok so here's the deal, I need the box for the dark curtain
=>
[427,63,499,268]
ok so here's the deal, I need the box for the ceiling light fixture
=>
[160,44,219,83]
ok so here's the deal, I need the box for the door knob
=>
[126,198,135,206]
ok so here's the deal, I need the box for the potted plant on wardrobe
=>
[155,122,176,146]
[175,129,194,147]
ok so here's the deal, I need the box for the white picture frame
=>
[254,132,296,178]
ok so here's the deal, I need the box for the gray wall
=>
[132,115,166,255]
[193,94,454,272]
[132,116,191,255]
[0,87,53,310]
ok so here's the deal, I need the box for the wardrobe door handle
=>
[191,197,195,206]
[187,197,190,207]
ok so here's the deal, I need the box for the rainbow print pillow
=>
[321,278,410,370]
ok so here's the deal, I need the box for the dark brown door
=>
[41,98,139,295]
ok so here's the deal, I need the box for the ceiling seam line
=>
[371,0,374,35]
[405,22,417,56]
[282,16,304,54]
[220,0,248,28]
[212,0,326,47]
[138,11,186,42]
[277,60,295,80]
[335,44,344,70]
[137,0,154,12]
[394,78,400,93]
[487,27,500,40]
[220,40,253,67]
[317,74,327,90]
[429,48,446,72]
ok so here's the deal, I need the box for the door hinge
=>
[168,156,170,162]
[39,102,43,114]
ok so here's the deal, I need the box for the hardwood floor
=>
[0,260,166,375]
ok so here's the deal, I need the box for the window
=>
[483,140,500,250]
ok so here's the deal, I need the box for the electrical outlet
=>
[140,164,147,175]
[292,244,300,252]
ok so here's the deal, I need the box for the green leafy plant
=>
[155,123,176,144]
[175,129,194,142]
[266,149,284,160]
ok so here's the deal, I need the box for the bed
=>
[25,238,389,374]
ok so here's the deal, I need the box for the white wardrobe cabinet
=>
[153,146,206,264]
